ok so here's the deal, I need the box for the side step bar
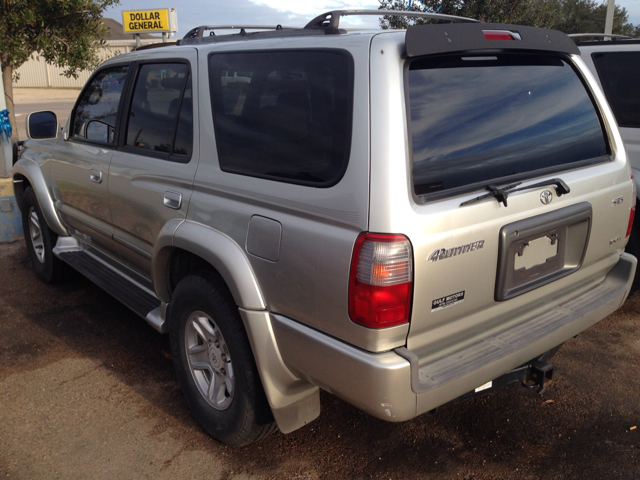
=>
[57,248,165,332]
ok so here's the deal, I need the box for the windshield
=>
[408,54,608,198]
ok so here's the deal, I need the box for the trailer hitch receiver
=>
[524,360,555,394]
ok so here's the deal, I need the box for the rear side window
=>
[408,55,608,198]
[72,66,129,144]
[209,50,353,187]
[592,52,640,128]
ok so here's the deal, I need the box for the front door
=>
[49,65,129,254]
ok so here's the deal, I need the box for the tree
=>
[379,0,639,36]
[379,0,562,29]
[0,0,119,144]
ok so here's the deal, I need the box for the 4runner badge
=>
[428,240,484,262]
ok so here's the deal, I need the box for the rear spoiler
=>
[406,23,580,57]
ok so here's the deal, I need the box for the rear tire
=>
[21,187,65,283]
[169,274,276,446]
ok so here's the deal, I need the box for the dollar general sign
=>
[122,8,177,33]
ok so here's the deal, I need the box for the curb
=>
[0,178,23,243]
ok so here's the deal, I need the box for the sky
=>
[104,0,640,38]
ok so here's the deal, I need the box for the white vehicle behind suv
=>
[574,35,640,290]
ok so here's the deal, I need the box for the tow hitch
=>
[455,347,561,402]
[523,360,555,394]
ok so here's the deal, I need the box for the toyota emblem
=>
[540,190,553,205]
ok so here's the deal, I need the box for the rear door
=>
[108,51,198,277]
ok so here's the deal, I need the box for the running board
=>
[58,249,165,332]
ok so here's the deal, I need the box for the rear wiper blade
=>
[460,178,570,207]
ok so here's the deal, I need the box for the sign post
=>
[122,8,178,43]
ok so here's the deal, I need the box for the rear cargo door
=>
[399,51,632,359]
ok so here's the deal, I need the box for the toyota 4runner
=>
[12,11,637,446]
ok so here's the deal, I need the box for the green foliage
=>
[0,0,120,78]
[378,0,639,35]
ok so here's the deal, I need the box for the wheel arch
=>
[152,220,266,310]
[12,157,68,236]
[153,220,320,434]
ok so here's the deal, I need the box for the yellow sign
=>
[122,9,176,33]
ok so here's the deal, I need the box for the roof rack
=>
[304,9,479,29]
[178,10,480,46]
[568,33,633,40]
[134,41,177,51]
[182,25,295,39]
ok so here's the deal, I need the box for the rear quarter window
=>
[408,54,608,199]
[209,50,353,187]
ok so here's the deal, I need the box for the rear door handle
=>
[90,169,102,183]
[164,191,182,210]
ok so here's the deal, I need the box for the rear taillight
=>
[627,173,636,238]
[348,233,413,329]
[483,30,522,41]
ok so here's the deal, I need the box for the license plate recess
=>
[496,202,592,301]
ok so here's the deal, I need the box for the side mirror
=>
[26,111,58,139]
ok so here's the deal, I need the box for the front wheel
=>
[169,275,276,446]
[21,187,65,283]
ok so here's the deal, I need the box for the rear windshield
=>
[591,51,640,128]
[408,54,608,198]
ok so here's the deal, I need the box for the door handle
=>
[90,169,102,183]
[164,191,182,210]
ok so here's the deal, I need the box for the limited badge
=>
[431,291,465,312]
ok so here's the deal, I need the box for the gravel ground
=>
[1,240,640,479]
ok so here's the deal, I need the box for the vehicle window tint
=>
[126,63,192,159]
[72,66,128,144]
[408,55,608,198]
[592,52,640,128]
[173,75,193,156]
[209,51,352,187]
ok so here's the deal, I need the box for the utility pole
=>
[604,0,615,38]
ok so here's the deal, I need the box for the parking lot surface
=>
[1,240,640,479]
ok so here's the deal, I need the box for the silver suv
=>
[13,11,637,446]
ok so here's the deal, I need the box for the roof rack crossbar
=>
[304,9,479,29]
[183,25,293,39]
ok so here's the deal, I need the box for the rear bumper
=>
[271,253,636,422]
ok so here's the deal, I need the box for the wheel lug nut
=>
[215,341,220,347]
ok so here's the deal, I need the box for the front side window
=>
[209,50,353,187]
[408,54,608,198]
[592,51,640,128]
[125,63,192,161]
[72,66,129,144]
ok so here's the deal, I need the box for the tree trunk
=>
[2,64,18,144]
